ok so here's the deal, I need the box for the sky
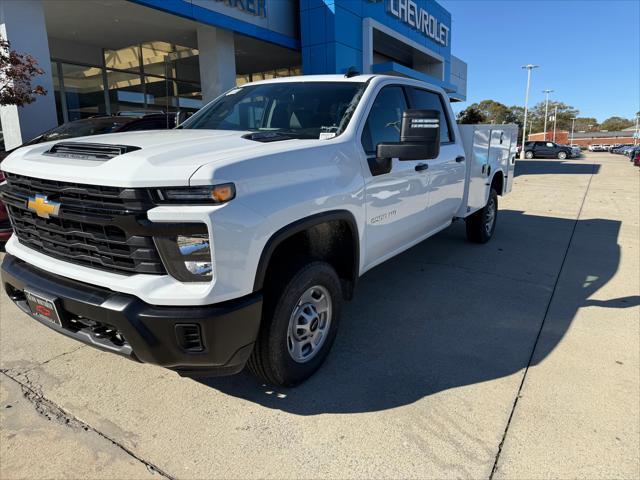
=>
[439,0,640,122]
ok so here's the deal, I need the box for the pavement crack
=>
[488,158,598,479]
[0,370,176,480]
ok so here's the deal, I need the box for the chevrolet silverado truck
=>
[0,75,517,386]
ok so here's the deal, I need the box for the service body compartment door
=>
[488,129,510,190]
[504,128,517,193]
[466,128,491,212]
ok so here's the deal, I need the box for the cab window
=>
[408,88,452,143]
[361,86,407,155]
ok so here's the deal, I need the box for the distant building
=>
[528,130,636,147]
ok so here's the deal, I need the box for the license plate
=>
[24,289,62,326]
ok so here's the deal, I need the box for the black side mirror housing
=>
[376,109,440,161]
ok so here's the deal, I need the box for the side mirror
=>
[376,109,440,161]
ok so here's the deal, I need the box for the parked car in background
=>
[0,113,176,161]
[612,144,633,154]
[588,144,603,152]
[562,144,581,158]
[524,141,574,159]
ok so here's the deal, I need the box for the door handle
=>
[455,156,465,163]
[415,163,429,172]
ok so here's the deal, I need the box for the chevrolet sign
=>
[386,0,450,47]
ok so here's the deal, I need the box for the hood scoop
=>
[242,132,294,143]
[44,142,141,161]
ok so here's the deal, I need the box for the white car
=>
[589,144,603,152]
[0,75,516,386]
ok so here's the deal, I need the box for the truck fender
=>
[252,210,360,292]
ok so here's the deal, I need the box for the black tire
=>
[557,151,567,160]
[466,188,498,244]
[247,261,342,387]
[525,151,534,159]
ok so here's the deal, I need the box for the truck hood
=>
[0,129,321,187]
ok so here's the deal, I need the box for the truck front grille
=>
[1,173,166,275]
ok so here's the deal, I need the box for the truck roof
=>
[244,74,378,86]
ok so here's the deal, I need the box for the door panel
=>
[424,143,465,228]
[363,157,430,265]
[406,87,465,227]
[360,85,431,267]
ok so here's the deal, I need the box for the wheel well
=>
[255,214,359,300]
[491,170,504,195]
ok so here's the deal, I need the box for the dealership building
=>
[0,0,467,149]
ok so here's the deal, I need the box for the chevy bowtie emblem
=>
[27,194,61,219]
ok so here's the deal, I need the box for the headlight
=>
[152,184,235,204]
[155,231,214,282]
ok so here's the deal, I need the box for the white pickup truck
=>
[1,75,517,386]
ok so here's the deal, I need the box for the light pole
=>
[635,113,639,146]
[542,89,553,141]
[570,117,576,145]
[552,105,558,142]
[521,64,539,158]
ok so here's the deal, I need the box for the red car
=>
[0,170,11,242]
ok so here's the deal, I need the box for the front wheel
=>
[557,151,567,160]
[247,261,341,387]
[466,188,498,244]
[525,151,534,159]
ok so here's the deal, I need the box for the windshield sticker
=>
[319,132,337,140]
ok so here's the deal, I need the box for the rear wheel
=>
[557,151,567,160]
[466,188,498,244]
[525,151,534,159]
[247,261,341,387]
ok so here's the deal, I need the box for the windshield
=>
[181,81,366,139]
[25,117,132,145]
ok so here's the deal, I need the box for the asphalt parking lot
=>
[1,152,638,479]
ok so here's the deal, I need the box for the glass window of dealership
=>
[0,0,467,150]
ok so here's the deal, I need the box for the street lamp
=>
[570,117,576,145]
[552,105,558,142]
[542,89,554,141]
[521,64,539,159]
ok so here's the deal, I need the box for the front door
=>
[360,85,431,268]
[407,87,466,229]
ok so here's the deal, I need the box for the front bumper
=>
[1,254,262,377]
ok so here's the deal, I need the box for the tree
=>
[527,101,579,133]
[0,38,47,107]
[457,106,486,124]
[462,100,518,124]
[599,116,633,131]
[573,117,599,132]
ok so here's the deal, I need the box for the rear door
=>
[407,87,465,230]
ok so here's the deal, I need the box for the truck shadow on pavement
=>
[198,210,629,414]
[515,159,601,176]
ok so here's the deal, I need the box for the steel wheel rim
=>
[287,285,332,363]
[485,196,496,234]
